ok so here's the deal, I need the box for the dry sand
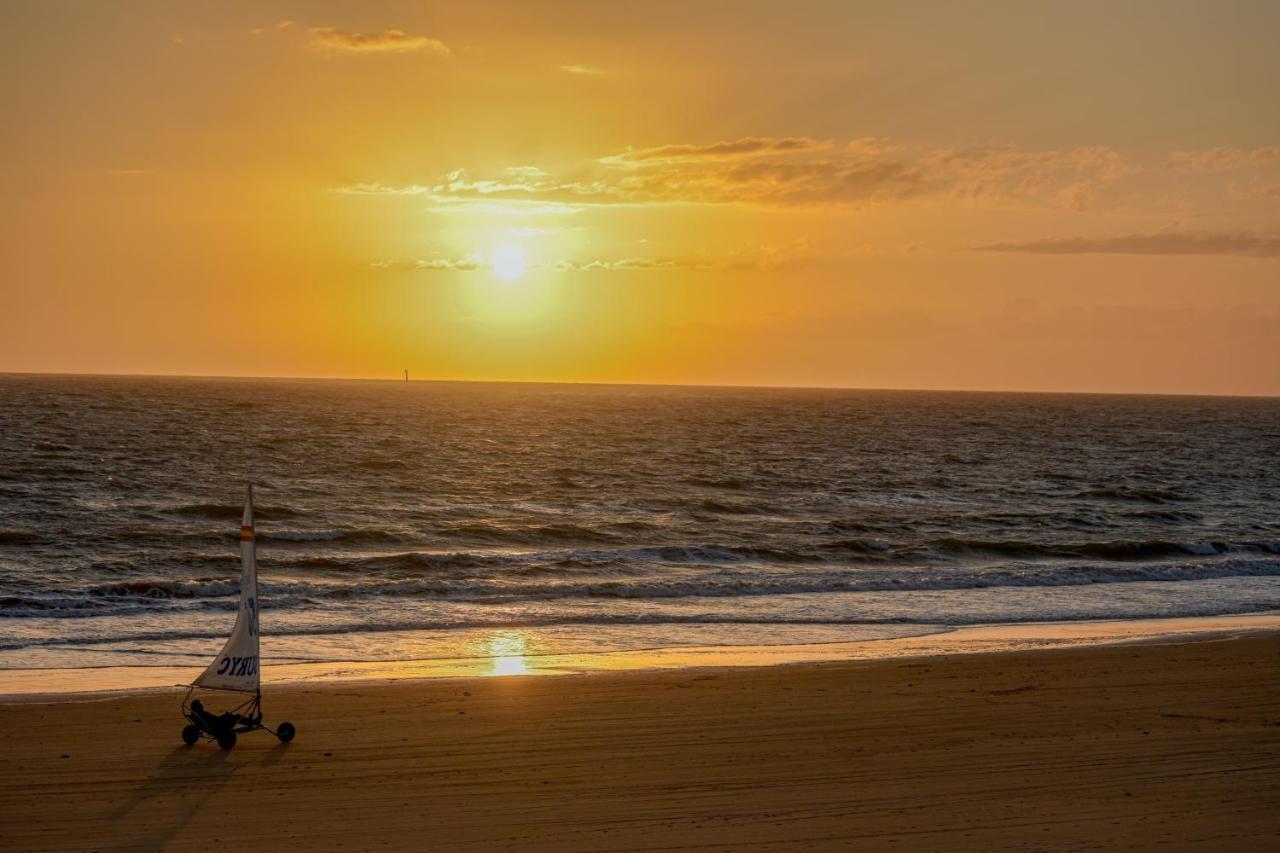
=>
[2,634,1277,851]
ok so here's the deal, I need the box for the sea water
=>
[1,375,1277,672]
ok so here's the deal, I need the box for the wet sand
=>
[2,634,1278,851]
[5,613,1278,696]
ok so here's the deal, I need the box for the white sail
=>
[194,485,260,692]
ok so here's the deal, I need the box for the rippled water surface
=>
[2,375,1278,670]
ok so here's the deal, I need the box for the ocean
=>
[1,374,1278,673]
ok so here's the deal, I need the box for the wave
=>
[0,530,38,544]
[8,582,1280,648]
[432,522,621,546]
[354,457,411,471]
[9,556,1278,615]
[260,529,405,545]
[698,499,772,515]
[85,578,241,599]
[682,476,748,490]
[270,536,1280,571]
[0,595,112,612]
[50,536,1280,590]
[1116,508,1203,523]
[1074,486,1191,504]
[169,503,304,520]
[928,537,1266,561]
[63,543,791,582]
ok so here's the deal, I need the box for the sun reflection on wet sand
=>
[6,615,1279,696]
[483,630,530,677]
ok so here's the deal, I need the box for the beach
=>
[3,632,1277,851]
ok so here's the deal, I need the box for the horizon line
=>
[1,369,1276,401]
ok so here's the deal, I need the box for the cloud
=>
[559,65,604,75]
[1166,147,1278,174]
[334,176,585,215]
[413,257,481,271]
[335,183,432,196]
[377,240,832,274]
[976,230,1280,258]
[374,256,482,271]
[505,226,564,237]
[344,138,1140,211]
[338,138,1280,214]
[426,201,585,216]
[251,20,296,37]
[600,136,829,165]
[307,27,450,56]
[555,258,723,271]
[1230,179,1280,200]
[383,256,725,273]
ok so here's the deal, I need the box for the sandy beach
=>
[2,633,1277,851]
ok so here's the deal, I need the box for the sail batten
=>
[194,485,260,692]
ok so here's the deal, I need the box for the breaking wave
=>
[6,556,1278,618]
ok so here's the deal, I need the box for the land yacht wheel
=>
[181,724,199,745]
[217,730,237,751]
[276,722,295,743]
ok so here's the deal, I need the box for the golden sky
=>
[3,1,1278,394]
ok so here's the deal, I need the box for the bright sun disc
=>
[492,245,527,281]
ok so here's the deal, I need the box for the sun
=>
[491,244,527,282]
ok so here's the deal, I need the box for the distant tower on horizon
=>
[404,369,409,382]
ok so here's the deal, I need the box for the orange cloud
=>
[342,137,1139,211]
[600,136,829,165]
[307,27,450,56]
[1166,147,1278,174]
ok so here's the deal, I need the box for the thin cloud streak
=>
[600,137,828,165]
[1165,147,1278,174]
[378,240,831,274]
[380,256,740,273]
[976,230,1280,258]
[307,27,450,56]
[335,183,432,196]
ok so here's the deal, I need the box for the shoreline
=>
[5,611,1277,701]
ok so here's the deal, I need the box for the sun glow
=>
[491,245,527,282]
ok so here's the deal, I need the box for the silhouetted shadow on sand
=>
[100,742,288,852]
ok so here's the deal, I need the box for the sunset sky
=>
[3,0,1278,394]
